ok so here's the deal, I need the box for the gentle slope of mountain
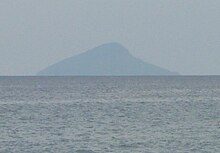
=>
[37,43,178,76]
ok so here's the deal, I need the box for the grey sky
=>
[0,0,219,75]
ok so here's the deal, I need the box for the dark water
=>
[0,76,220,153]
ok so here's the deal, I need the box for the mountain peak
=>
[98,42,125,48]
[87,42,130,56]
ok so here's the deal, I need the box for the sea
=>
[0,76,219,153]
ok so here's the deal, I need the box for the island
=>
[37,42,178,76]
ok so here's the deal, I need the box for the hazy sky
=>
[0,0,220,75]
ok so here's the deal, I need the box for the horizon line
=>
[1,75,220,77]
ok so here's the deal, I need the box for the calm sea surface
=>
[0,76,220,153]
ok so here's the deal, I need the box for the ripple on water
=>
[0,76,220,152]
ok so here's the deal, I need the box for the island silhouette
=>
[37,42,178,76]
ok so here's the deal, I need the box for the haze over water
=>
[0,76,220,152]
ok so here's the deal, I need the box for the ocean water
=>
[0,76,220,153]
